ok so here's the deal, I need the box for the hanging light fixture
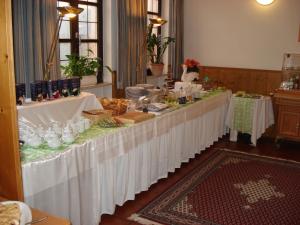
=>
[256,0,274,6]
[43,6,83,80]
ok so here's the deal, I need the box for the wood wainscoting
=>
[200,66,283,96]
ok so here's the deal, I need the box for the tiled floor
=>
[99,135,300,225]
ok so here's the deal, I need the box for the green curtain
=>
[12,0,60,97]
[117,0,147,88]
[169,0,184,80]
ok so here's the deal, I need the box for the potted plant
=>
[61,50,102,86]
[147,33,175,76]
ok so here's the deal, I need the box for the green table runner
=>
[232,96,255,134]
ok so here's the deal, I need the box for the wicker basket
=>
[98,98,128,116]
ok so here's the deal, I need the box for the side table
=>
[225,95,274,146]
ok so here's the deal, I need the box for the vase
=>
[150,63,164,76]
[81,75,97,86]
[181,72,199,82]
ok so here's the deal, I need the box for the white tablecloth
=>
[225,95,274,146]
[22,91,231,225]
[17,92,102,128]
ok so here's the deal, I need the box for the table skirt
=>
[22,93,229,225]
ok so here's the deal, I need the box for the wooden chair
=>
[111,71,125,98]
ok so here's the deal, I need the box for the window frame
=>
[58,0,103,82]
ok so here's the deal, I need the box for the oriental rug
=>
[129,149,300,225]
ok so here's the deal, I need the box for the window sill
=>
[146,74,168,79]
[81,82,112,90]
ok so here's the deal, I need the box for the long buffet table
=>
[20,90,231,225]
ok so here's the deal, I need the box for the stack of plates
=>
[125,86,149,100]
[136,83,155,89]
[147,103,169,112]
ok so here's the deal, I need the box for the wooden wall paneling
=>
[0,0,24,200]
[201,66,282,95]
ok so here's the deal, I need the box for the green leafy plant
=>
[147,33,175,64]
[61,50,102,79]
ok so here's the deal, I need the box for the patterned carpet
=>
[129,149,300,225]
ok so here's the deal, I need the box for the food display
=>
[235,91,261,99]
[115,111,155,124]
[99,98,128,116]
[97,117,123,128]
[0,203,20,225]
[82,109,112,124]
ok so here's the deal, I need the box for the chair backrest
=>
[111,71,125,98]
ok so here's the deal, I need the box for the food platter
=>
[0,201,32,225]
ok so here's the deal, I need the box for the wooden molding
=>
[0,0,23,200]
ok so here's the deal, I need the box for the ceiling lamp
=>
[256,0,274,5]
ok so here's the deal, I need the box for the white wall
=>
[184,0,300,70]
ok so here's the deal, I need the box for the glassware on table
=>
[45,128,61,149]
[51,121,62,136]
[126,100,136,112]
[76,117,86,133]
[84,118,91,130]
[27,132,43,148]
[62,125,75,144]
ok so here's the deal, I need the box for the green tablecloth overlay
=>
[21,125,122,164]
[232,96,254,134]
[21,89,226,164]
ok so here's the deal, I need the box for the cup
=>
[47,138,61,149]
[84,118,90,130]
[77,120,85,133]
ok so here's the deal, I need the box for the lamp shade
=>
[149,17,167,28]
[57,6,83,18]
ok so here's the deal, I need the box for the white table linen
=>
[225,95,274,146]
[22,91,231,225]
[17,92,102,128]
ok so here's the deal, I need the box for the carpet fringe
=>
[128,214,163,225]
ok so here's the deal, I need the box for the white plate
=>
[1,201,32,225]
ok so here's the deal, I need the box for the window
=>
[147,0,162,35]
[58,0,103,81]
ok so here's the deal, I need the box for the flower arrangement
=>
[184,59,201,73]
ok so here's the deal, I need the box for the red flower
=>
[184,58,200,68]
